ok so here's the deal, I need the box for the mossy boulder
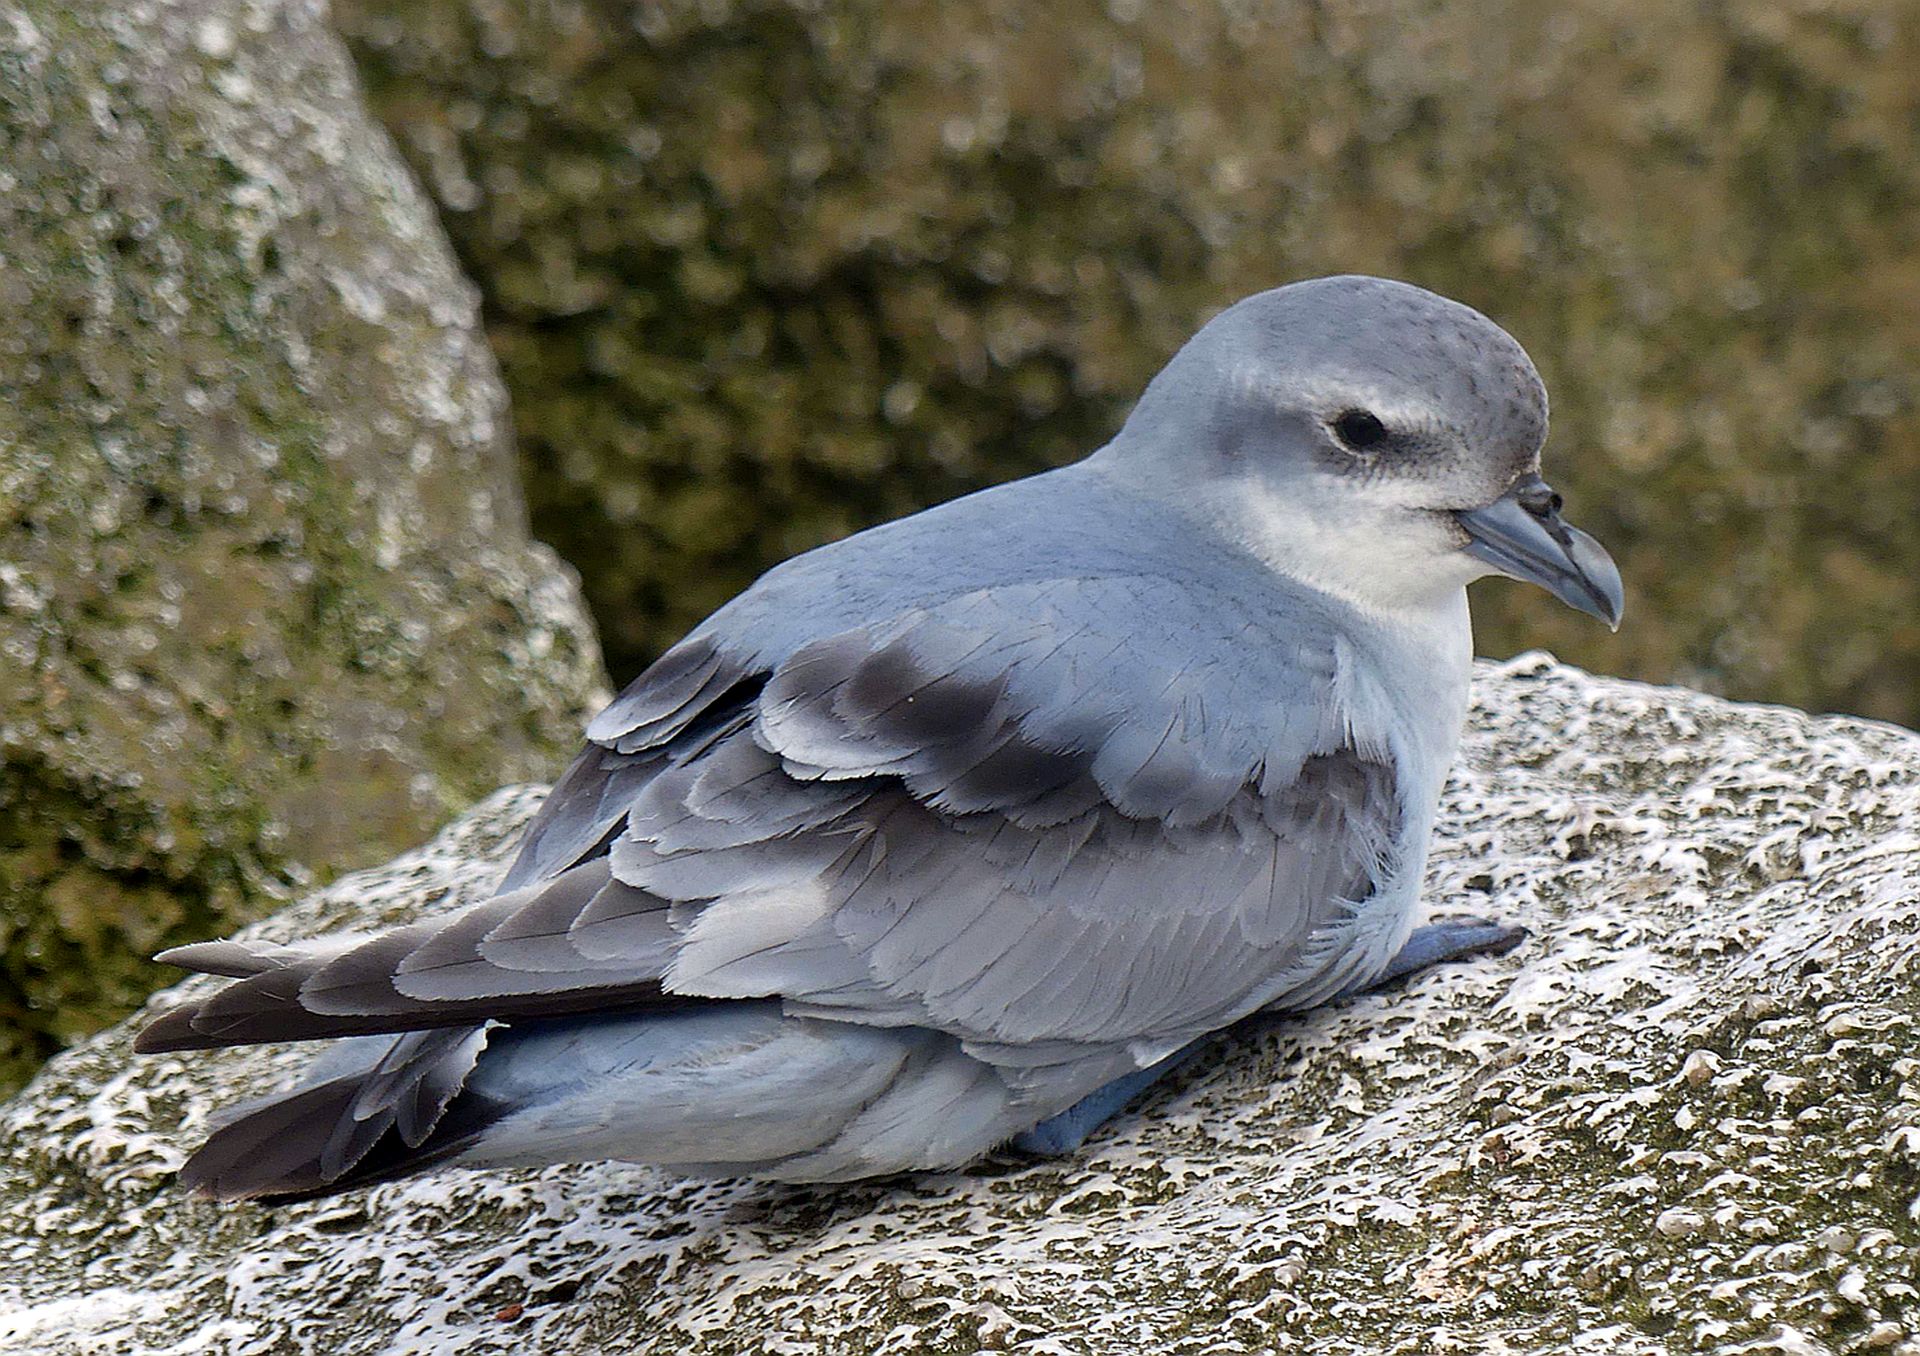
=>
[3,657,1917,1353]
[332,0,1920,725]
[0,0,607,1095]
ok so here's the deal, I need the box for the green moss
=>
[0,755,248,1084]
[333,0,1920,725]
[0,2,605,1095]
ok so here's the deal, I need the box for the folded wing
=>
[140,572,1399,1065]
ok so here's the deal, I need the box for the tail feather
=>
[178,1025,498,1202]
[179,1076,366,1200]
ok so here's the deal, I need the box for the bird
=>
[136,275,1623,1201]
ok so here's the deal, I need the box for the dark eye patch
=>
[1332,409,1390,452]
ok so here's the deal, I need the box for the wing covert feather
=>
[145,560,1403,1064]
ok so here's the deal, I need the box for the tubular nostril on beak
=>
[1512,474,1563,519]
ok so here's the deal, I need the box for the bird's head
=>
[1098,275,1623,630]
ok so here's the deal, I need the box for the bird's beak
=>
[1455,474,1624,630]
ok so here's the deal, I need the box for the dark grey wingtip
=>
[134,1003,210,1055]
[153,940,275,979]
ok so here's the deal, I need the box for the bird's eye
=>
[1332,409,1389,451]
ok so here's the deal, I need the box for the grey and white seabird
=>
[137,275,1623,1200]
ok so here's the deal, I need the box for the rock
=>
[0,0,607,1093]
[332,0,1920,725]
[3,656,1917,1354]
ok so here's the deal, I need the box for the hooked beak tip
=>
[1456,478,1624,630]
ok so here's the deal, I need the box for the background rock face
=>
[0,0,607,1094]
[4,657,1916,1355]
[332,0,1920,723]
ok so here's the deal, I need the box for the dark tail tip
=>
[176,1056,500,1203]
[179,1078,368,1201]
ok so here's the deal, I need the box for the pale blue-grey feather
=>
[150,539,1391,1050]
[321,1025,492,1177]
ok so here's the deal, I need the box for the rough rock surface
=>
[334,0,1920,723]
[0,0,607,1092]
[3,655,1917,1355]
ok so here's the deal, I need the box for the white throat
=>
[1178,473,1475,624]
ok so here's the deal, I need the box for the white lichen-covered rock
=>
[3,656,1917,1355]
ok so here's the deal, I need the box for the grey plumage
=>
[139,275,1623,1200]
